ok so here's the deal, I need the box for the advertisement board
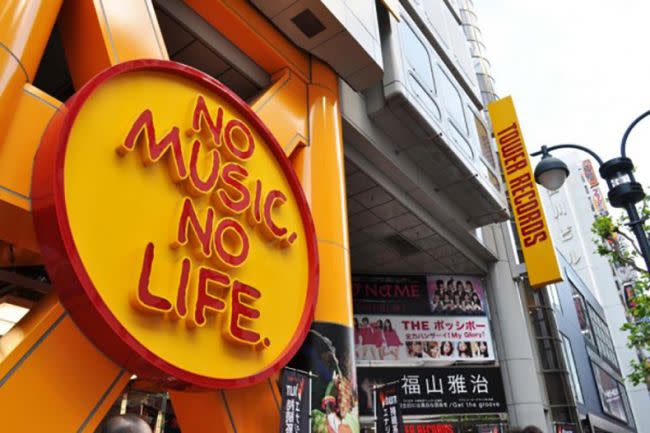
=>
[279,369,311,433]
[353,275,495,363]
[375,381,404,433]
[358,367,507,416]
[487,96,562,288]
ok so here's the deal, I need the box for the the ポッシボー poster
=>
[353,275,495,363]
[358,366,506,416]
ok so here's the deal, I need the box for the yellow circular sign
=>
[33,61,318,389]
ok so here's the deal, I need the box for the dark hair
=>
[385,319,393,331]
[521,426,544,433]
[101,415,152,433]
[362,317,369,324]
[354,317,359,329]
[456,281,464,289]
[441,341,453,356]
[436,279,444,287]
[465,280,474,288]
[377,319,384,330]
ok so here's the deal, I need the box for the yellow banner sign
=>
[487,96,562,288]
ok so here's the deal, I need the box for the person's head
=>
[457,341,469,355]
[428,342,440,357]
[101,415,152,433]
[362,317,369,327]
[377,319,384,330]
[447,279,454,290]
[441,341,453,356]
[465,280,474,291]
[412,342,423,355]
[433,294,441,303]
[436,280,444,291]
[456,281,464,291]
[384,319,393,331]
[479,341,488,356]
[471,293,480,304]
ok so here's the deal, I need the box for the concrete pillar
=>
[485,222,551,431]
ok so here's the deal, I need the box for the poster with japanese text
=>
[279,368,311,433]
[353,275,495,363]
[358,367,506,416]
[375,382,404,433]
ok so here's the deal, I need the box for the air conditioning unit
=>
[366,4,506,225]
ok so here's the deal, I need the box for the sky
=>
[473,1,650,188]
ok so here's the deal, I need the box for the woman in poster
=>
[457,341,472,358]
[353,318,362,359]
[427,341,440,358]
[359,317,379,360]
[382,319,401,360]
[374,320,387,360]
[441,341,454,358]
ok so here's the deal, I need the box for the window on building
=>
[571,284,594,344]
[399,22,434,92]
[560,334,583,404]
[588,306,619,369]
[547,284,562,314]
[474,114,495,168]
[592,363,630,423]
[435,66,468,136]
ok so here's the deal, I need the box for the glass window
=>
[399,22,434,92]
[547,284,562,314]
[560,334,583,404]
[588,306,619,369]
[435,66,468,134]
[474,114,495,168]
[571,285,594,344]
[592,363,629,422]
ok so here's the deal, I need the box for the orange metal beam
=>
[308,59,353,327]
[0,0,62,142]
[59,0,168,88]
[0,293,129,433]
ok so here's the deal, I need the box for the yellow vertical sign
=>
[487,96,562,288]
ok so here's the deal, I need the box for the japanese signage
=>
[354,275,495,362]
[358,367,507,416]
[487,96,562,288]
[279,369,310,433]
[375,382,404,433]
[32,60,318,389]
[404,423,455,433]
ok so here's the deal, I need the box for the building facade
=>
[539,155,650,432]
[0,1,636,433]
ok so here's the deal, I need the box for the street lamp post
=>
[530,110,650,272]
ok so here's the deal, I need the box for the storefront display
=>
[353,275,495,362]
[358,367,507,416]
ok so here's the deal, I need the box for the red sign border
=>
[32,59,319,389]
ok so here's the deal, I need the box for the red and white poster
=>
[353,275,495,363]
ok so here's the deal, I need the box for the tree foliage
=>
[591,196,650,386]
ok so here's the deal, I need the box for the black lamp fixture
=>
[530,110,650,272]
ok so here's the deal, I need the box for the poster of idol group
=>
[352,274,495,363]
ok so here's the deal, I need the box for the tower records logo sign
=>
[487,96,562,288]
[32,60,318,389]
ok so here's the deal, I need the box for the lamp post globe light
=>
[530,110,650,272]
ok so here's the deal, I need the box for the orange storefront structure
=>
[0,1,354,432]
